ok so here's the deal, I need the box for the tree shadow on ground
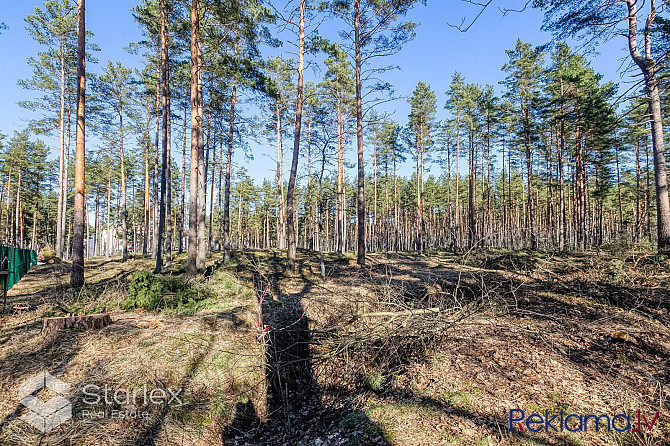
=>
[375,389,587,446]
[132,340,214,445]
[221,251,385,445]
[0,329,81,436]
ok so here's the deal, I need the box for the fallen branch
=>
[357,307,441,318]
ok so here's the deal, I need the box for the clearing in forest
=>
[0,249,669,446]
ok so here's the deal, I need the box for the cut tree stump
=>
[41,314,112,336]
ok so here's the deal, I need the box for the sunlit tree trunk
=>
[187,0,202,276]
[180,91,187,254]
[354,0,366,265]
[155,0,169,272]
[70,0,86,287]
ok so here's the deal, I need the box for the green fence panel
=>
[0,246,38,290]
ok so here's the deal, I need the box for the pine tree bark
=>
[467,130,476,248]
[70,0,86,287]
[180,91,187,254]
[106,171,111,256]
[94,187,99,256]
[196,61,206,271]
[165,73,172,267]
[155,0,169,273]
[558,98,566,250]
[187,0,202,276]
[307,117,314,250]
[208,120,216,253]
[152,63,160,258]
[522,99,537,250]
[14,171,21,247]
[635,138,642,241]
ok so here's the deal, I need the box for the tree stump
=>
[41,314,112,336]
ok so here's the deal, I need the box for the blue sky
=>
[0,0,634,185]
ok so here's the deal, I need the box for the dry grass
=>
[0,249,668,445]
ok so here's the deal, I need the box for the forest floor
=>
[0,247,669,446]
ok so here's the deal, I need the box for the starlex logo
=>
[510,408,660,434]
[17,371,72,434]
[17,372,184,432]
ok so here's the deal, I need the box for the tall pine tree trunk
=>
[287,0,305,273]
[523,103,537,250]
[56,38,66,259]
[14,171,21,247]
[196,60,206,271]
[152,62,160,258]
[119,107,128,262]
[62,98,72,259]
[354,0,366,265]
[143,103,151,256]
[275,99,286,249]
[208,114,216,252]
[180,92,187,254]
[71,0,86,287]
[224,80,236,262]
[625,0,670,253]
[187,0,202,276]
[155,0,169,273]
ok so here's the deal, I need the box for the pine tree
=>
[70,0,86,287]
[502,39,544,250]
[444,72,466,245]
[324,0,422,265]
[408,81,436,253]
[155,0,170,273]
[210,0,272,262]
[535,0,670,253]
[460,82,482,248]
[320,44,354,254]
[22,0,77,259]
[187,0,203,276]
[286,0,306,273]
[96,61,136,262]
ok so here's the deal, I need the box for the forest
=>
[1,0,670,445]
[2,0,669,274]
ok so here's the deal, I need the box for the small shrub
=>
[606,258,628,285]
[364,372,383,393]
[122,271,214,312]
[484,251,540,272]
